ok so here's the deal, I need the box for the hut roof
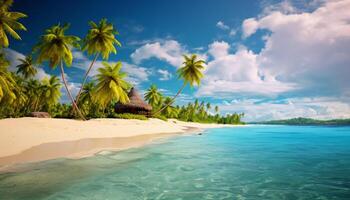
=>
[116,87,152,111]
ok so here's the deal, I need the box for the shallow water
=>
[1,125,350,200]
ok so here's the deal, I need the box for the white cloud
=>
[242,18,259,38]
[157,69,172,81]
[197,41,297,97]
[229,29,237,36]
[242,0,350,96]
[216,21,237,37]
[216,21,230,30]
[60,82,81,104]
[130,40,208,69]
[4,48,50,80]
[130,40,185,67]
[218,97,350,122]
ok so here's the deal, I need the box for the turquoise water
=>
[1,125,350,199]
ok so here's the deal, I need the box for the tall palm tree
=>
[144,84,162,107]
[0,0,27,47]
[75,19,121,104]
[41,76,61,108]
[154,54,205,115]
[34,24,85,120]
[92,61,130,108]
[16,55,37,79]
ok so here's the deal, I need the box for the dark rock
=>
[29,112,51,118]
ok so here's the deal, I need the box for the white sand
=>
[0,117,231,168]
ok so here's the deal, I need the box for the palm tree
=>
[34,24,85,120]
[206,102,211,111]
[215,105,219,113]
[162,97,178,118]
[77,81,95,115]
[24,79,41,111]
[41,76,61,108]
[153,54,205,115]
[0,56,16,103]
[16,55,37,79]
[92,61,130,108]
[144,84,162,107]
[75,19,121,104]
[78,81,95,106]
[0,0,27,47]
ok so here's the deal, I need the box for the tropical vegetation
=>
[0,0,245,125]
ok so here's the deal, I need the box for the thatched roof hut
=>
[115,87,152,115]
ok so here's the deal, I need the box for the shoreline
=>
[0,117,233,171]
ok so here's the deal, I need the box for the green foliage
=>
[153,114,168,121]
[144,84,162,108]
[257,117,350,126]
[177,54,205,87]
[112,113,148,120]
[83,18,121,59]
[34,24,80,68]
[154,54,206,115]
[0,0,27,47]
[0,4,246,124]
[16,55,37,79]
[93,62,130,108]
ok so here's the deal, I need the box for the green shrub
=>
[112,113,148,120]
[152,114,168,121]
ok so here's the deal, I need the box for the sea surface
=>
[1,125,350,200]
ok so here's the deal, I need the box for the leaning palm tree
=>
[144,84,162,107]
[0,0,27,47]
[34,24,85,120]
[154,54,205,115]
[92,61,130,108]
[75,19,121,104]
[16,55,37,79]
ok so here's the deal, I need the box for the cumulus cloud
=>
[197,41,297,97]
[130,40,185,67]
[4,48,50,80]
[130,40,208,69]
[242,0,350,96]
[242,18,259,38]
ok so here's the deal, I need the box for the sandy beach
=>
[0,117,230,169]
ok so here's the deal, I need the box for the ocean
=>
[1,125,350,199]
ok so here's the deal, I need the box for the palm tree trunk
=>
[59,60,86,120]
[153,82,187,116]
[75,53,99,104]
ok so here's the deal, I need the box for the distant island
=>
[253,117,350,126]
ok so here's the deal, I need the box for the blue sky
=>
[6,0,350,121]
